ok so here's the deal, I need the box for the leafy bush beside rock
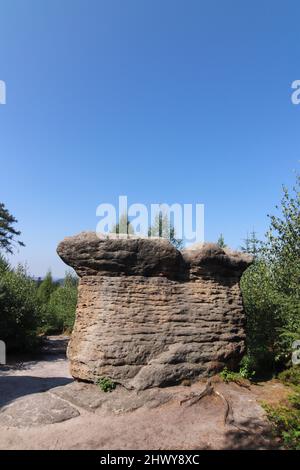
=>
[41,273,78,334]
[241,174,300,375]
[0,258,42,351]
[0,255,78,352]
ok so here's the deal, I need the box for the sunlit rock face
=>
[57,233,252,390]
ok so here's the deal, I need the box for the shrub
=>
[263,387,300,450]
[0,263,42,351]
[241,260,283,374]
[41,272,77,334]
[239,355,256,379]
[262,366,300,449]
[220,360,255,383]
[37,271,58,305]
[278,366,300,386]
[96,377,116,393]
[220,367,239,383]
[240,174,300,375]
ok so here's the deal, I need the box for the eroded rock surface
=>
[0,393,79,427]
[57,233,252,390]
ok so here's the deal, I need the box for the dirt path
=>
[0,337,287,450]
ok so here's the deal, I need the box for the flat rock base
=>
[0,393,79,427]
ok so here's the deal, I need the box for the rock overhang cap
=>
[57,232,253,279]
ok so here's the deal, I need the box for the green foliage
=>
[217,233,226,248]
[263,378,300,450]
[239,355,256,379]
[241,260,282,373]
[240,230,261,257]
[0,202,78,350]
[40,272,78,334]
[0,202,25,254]
[0,264,42,351]
[0,262,78,350]
[220,361,254,383]
[0,254,10,274]
[111,213,134,235]
[148,209,184,249]
[278,366,300,386]
[37,271,58,305]
[220,367,240,383]
[96,377,116,393]
[264,365,300,449]
[263,401,300,450]
[241,174,300,374]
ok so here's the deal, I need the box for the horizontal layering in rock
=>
[57,233,252,390]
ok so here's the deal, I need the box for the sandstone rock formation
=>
[57,233,252,390]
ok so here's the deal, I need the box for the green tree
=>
[43,272,78,333]
[37,270,57,305]
[217,234,226,248]
[0,253,10,274]
[264,175,300,296]
[241,174,300,373]
[241,230,261,258]
[0,264,42,351]
[148,210,183,250]
[264,175,300,360]
[111,213,134,235]
[0,202,25,254]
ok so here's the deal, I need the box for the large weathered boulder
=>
[57,233,252,390]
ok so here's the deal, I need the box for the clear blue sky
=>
[0,0,299,277]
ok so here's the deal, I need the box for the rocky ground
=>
[0,337,289,450]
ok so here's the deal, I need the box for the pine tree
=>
[0,203,25,254]
[37,271,57,305]
[241,230,261,257]
[111,213,134,235]
[148,210,183,249]
[217,234,226,248]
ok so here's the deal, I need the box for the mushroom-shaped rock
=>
[57,233,252,390]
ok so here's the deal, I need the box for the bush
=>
[96,377,116,393]
[239,355,256,379]
[0,263,42,352]
[278,366,300,386]
[37,271,58,305]
[263,371,300,450]
[240,174,300,375]
[241,261,283,374]
[263,399,300,450]
[220,361,254,383]
[40,272,78,334]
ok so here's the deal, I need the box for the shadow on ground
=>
[0,376,73,407]
[1,336,70,367]
[0,336,73,408]
[222,419,280,450]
